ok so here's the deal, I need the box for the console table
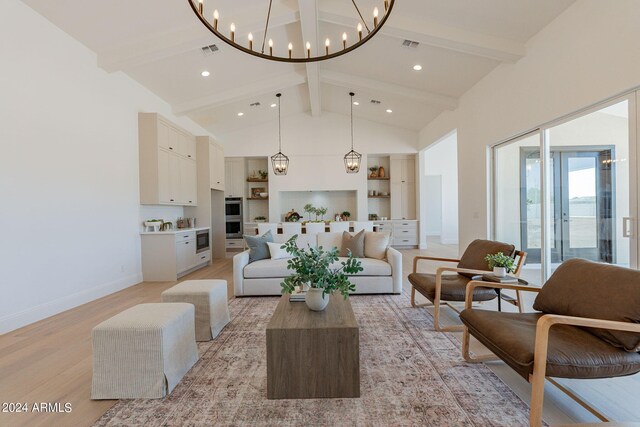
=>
[266,294,360,399]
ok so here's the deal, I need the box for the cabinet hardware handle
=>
[170,199,175,201]
[188,155,192,157]
[189,201,193,203]
[185,242,189,244]
[169,147,173,150]
[201,256,206,259]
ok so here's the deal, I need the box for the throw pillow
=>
[533,258,640,352]
[457,239,515,278]
[267,241,292,260]
[244,230,273,262]
[364,232,390,260]
[340,230,365,257]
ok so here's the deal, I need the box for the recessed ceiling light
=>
[201,70,210,77]
[237,112,244,117]
[270,103,277,108]
[386,109,393,113]
[353,101,360,106]
[413,64,422,71]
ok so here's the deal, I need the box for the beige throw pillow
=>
[364,232,390,260]
[340,230,365,258]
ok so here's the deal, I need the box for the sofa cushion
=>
[334,257,391,276]
[460,310,640,380]
[266,241,292,260]
[408,273,497,302]
[364,232,390,260]
[244,230,273,262]
[244,258,293,278]
[340,230,365,257]
[457,239,515,278]
[533,258,640,352]
[317,232,343,252]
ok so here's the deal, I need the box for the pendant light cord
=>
[351,0,371,33]
[350,92,355,150]
[261,0,273,54]
[277,93,282,152]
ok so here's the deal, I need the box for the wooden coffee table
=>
[266,293,360,399]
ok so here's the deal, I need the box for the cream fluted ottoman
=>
[161,279,230,341]
[91,303,198,399]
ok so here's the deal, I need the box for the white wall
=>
[0,0,212,333]
[219,111,418,222]
[422,132,459,245]
[418,0,640,250]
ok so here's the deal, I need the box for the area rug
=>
[94,293,535,426]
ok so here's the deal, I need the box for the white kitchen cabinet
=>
[224,158,245,198]
[140,228,210,281]
[209,142,225,191]
[390,156,416,220]
[139,113,199,206]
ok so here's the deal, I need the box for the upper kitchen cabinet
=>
[224,158,246,198]
[390,155,417,220]
[209,141,225,191]
[139,113,198,206]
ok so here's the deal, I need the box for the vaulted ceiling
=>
[22,0,575,134]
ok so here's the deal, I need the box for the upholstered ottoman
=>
[91,303,198,399]
[161,279,230,341]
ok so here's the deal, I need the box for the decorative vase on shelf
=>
[493,267,507,277]
[378,166,385,178]
[305,287,329,311]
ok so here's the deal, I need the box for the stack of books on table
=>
[481,273,519,284]
[289,292,306,302]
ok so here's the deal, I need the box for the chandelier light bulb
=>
[230,23,235,42]
[306,41,311,58]
[198,0,203,14]
[357,23,363,40]
[342,32,347,49]
[213,9,219,29]
[288,42,293,59]
[325,38,330,54]
[373,7,379,27]
[248,32,253,50]
[268,38,273,55]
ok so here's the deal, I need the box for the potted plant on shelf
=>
[485,252,516,277]
[369,165,379,178]
[280,235,363,311]
[341,211,351,221]
[254,216,267,223]
[258,170,268,180]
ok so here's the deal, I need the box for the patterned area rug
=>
[94,293,534,426]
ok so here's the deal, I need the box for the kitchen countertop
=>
[140,226,210,235]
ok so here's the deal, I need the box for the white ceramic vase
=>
[493,266,507,277]
[305,287,329,311]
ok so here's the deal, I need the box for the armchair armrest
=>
[233,250,250,296]
[413,256,461,273]
[464,280,541,310]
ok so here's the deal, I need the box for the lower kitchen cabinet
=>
[141,229,210,281]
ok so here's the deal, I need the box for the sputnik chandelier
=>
[188,0,395,63]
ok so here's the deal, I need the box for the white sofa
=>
[233,232,402,296]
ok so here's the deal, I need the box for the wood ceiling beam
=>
[298,0,322,117]
[319,11,525,63]
[172,71,307,116]
[320,69,458,110]
[97,11,299,73]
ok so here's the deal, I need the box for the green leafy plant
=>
[303,203,315,221]
[485,252,516,273]
[341,211,351,218]
[254,216,266,221]
[258,170,268,179]
[369,166,378,172]
[280,235,363,298]
[316,206,328,220]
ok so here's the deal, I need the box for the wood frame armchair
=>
[461,280,640,427]
[410,249,527,332]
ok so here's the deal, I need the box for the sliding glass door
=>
[494,95,638,283]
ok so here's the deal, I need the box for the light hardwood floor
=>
[0,241,638,426]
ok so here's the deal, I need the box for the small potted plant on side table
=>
[485,252,516,278]
[280,235,363,311]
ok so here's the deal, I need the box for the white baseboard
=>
[440,238,459,245]
[0,272,142,334]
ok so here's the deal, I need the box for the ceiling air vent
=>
[201,44,220,56]
[370,99,381,105]
[401,39,419,49]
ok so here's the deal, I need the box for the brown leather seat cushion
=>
[460,309,640,380]
[457,239,516,278]
[533,258,640,352]
[408,273,498,302]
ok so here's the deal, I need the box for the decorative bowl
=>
[259,192,269,198]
